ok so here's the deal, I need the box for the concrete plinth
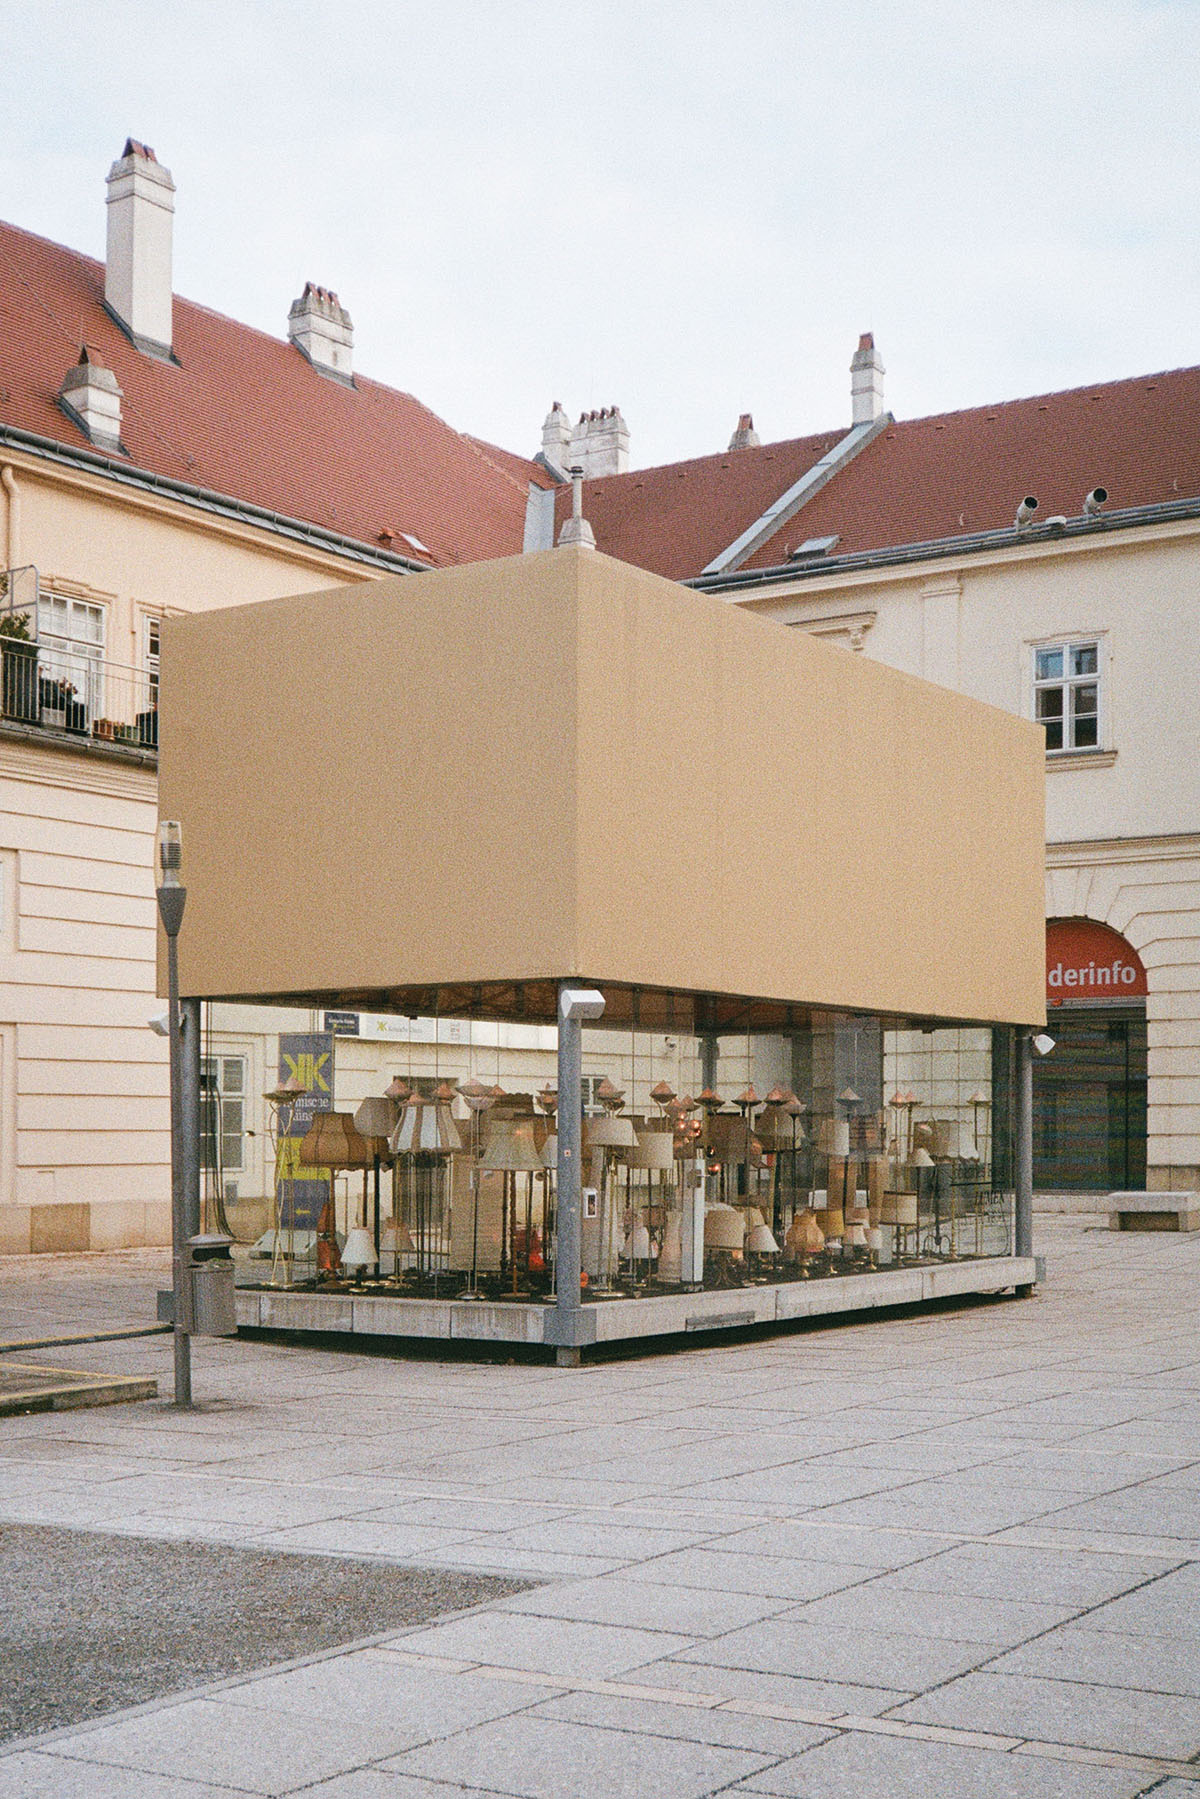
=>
[235,1256,1038,1356]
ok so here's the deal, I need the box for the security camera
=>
[1033,1032,1056,1057]
[148,1011,170,1038]
[1083,487,1108,516]
[1015,497,1038,529]
[559,987,605,1023]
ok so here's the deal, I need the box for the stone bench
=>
[1109,1191,1200,1233]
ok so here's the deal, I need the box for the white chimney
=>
[728,412,761,451]
[105,139,175,357]
[60,348,123,451]
[540,401,571,473]
[568,406,630,479]
[850,332,886,425]
[288,283,354,381]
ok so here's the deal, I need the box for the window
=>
[143,616,160,713]
[1034,640,1100,752]
[37,593,105,719]
[201,1054,245,1175]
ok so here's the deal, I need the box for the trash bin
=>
[185,1233,238,1336]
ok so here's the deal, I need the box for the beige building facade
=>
[714,513,1200,1192]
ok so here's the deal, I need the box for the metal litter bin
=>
[186,1233,238,1336]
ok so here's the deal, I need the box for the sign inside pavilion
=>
[159,547,1046,1355]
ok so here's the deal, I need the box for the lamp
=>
[480,1116,544,1290]
[457,1079,494,1295]
[299,1111,375,1279]
[353,1094,400,1271]
[390,1092,462,1284]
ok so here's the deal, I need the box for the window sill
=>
[1046,748,1117,772]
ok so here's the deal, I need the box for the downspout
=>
[0,465,18,567]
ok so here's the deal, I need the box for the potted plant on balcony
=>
[0,613,38,723]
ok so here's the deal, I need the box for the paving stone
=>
[990,1625,1200,1695]
[529,1686,836,1755]
[299,1775,517,1799]
[0,1754,246,1798]
[875,1542,1180,1608]
[495,1574,790,1636]
[385,1610,695,1678]
[894,1670,1200,1760]
[716,1520,943,1569]
[620,1548,871,1601]
[50,1696,422,1796]
[730,1730,1155,1796]
[676,1616,996,1689]
[217,1652,542,1740]
[620,1657,912,1715]
[380,1711,772,1798]
[786,1581,1076,1645]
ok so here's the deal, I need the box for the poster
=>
[276,1032,334,1229]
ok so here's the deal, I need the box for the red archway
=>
[1046,918,1147,1006]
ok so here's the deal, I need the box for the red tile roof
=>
[557,368,1200,578]
[0,220,540,567]
[551,430,846,580]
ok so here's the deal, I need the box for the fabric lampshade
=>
[340,1226,377,1271]
[623,1125,675,1170]
[703,1204,745,1250]
[300,1111,375,1170]
[390,1097,463,1155]
[746,1222,779,1253]
[540,1131,558,1170]
[657,1213,682,1280]
[353,1095,399,1145]
[479,1117,543,1172]
[785,1209,825,1255]
[585,1113,637,1148]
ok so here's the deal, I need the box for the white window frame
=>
[201,1052,247,1175]
[37,591,107,721]
[1029,633,1107,756]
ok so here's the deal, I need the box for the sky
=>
[2,0,1198,470]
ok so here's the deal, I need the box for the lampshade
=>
[739,1206,767,1231]
[385,1076,413,1103]
[881,1192,918,1224]
[353,1095,400,1143]
[658,1213,682,1280]
[650,1079,676,1108]
[300,1111,375,1170]
[585,1113,637,1148]
[341,1226,378,1271]
[479,1117,543,1172]
[697,1087,722,1112]
[265,1073,308,1104]
[390,1097,463,1155]
[380,1220,415,1254]
[845,1223,867,1247]
[785,1209,825,1255]
[867,1226,883,1251]
[928,1119,955,1158]
[595,1077,626,1110]
[458,1078,494,1115]
[703,1204,745,1250]
[623,1125,675,1170]
[705,1113,752,1162]
[845,1205,870,1226]
[736,1086,760,1112]
[765,1085,794,1106]
[818,1117,850,1157]
[540,1131,558,1169]
[537,1085,558,1115]
[837,1086,861,1105]
[910,1147,935,1168]
[625,1223,653,1259]
[746,1222,779,1254]
[816,1206,845,1237]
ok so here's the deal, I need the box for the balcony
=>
[0,566,157,760]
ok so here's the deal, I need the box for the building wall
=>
[0,449,382,1252]
[739,517,1200,1189]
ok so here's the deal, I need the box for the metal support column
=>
[181,998,202,1241]
[1015,1028,1034,1293]
[555,986,583,1367]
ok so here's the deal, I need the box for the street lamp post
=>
[155,819,191,1407]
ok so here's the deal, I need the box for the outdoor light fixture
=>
[154,818,195,1408]
[1033,1033,1056,1057]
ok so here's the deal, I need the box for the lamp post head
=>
[158,820,182,885]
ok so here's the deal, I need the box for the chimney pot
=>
[568,403,630,478]
[105,138,175,357]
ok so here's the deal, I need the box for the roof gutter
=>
[0,423,431,576]
[689,494,1200,593]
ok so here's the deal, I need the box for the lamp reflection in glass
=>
[479,1115,544,1293]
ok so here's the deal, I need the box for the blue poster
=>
[277,1032,334,1229]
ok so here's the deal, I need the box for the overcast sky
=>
[2,1,1197,469]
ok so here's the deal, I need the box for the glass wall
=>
[213,1000,1016,1300]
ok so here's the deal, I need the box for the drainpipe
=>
[1015,1029,1034,1293]
[0,466,18,567]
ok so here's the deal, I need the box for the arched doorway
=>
[1036,919,1147,1191]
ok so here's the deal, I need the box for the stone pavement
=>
[1,1218,1199,1797]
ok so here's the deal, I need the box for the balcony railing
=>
[1,566,157,754]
